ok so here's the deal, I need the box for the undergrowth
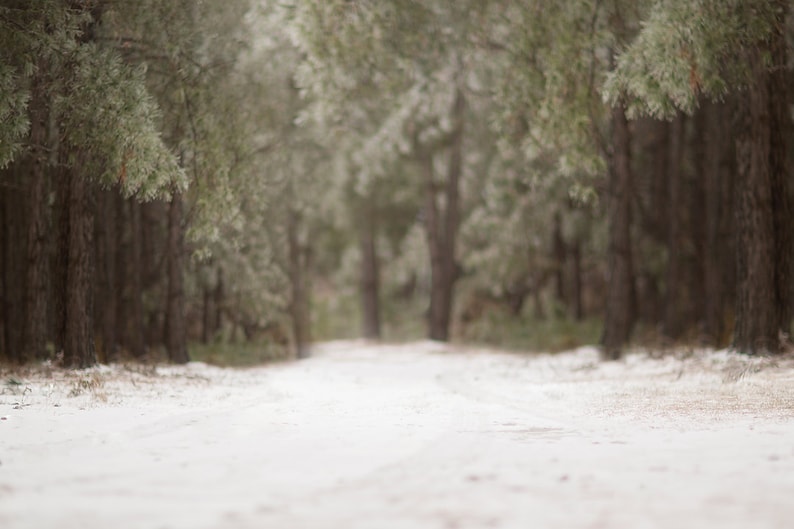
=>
[458,310,602,353]
[188,340,290,367]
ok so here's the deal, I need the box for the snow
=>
[2,341,794,529]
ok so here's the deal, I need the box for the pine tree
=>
[605,0,792,354]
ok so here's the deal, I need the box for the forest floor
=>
[1,341,794,529]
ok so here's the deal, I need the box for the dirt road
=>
[2,341,794,528]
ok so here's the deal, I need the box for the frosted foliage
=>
[56,47,185,199]
[604,0,778,119]
[0,65,28,168]
[460,149,592,298]
[354,73,459,193]
[383,224,431,295]
[489,0,614,180]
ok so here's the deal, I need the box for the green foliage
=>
[461,311,603,353]
[490,0,618,180]
[57,46,186,199]
[312,288,361,341]
[604,0,781,118]
[0,64,28,168]
[0,1,186,198]
[188,340,290,368]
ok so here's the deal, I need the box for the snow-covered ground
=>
[1,341,794,529]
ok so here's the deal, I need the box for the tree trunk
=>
[287,208,311,358]
[733,6,791,354]
[202,286,212,344]
[62,166,96,368]
[113,192,129,357]
[552,211,566,307]
[22,69,51,362]
[127,200,146,358]
[423,88,464,341]
[423,153,447,340]
[0,175,6,361]
[767,2,792,344]
[689,107,708,338]
[601,102,635,360]
[213,266,224,334]
[95,188,118,361]
[359,204,381,340]
[1,165,26,363]
[702,100,735,347]
[571,237,584,321]
[662,112,686,340]
[165,191,189,364]
[53,170,68,360]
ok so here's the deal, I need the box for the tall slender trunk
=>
[423,153,446,340]
[0,175,6,361]
[202,287,212,344]
[702,100,735,346]
[128,200,145,358]
[650,120,670,245]
[287,207,311,358]
[359,203,381,340]
[62,164,96,368]
[571,237,584,321]
[53,165,69,358]
[733,5,791,354]
[214,267,224,334]
[768,1,792,343]
[662,112,686,340]
[23,69,51,362]
[552,211,566,307]
[165,191,189,364]
[114,192,129,356]
[1,165,26,362]
[703,101,725,346]
[424,88,464,341]
[690,107,708,338]
[95,188,118,361]
[601,102,635,360]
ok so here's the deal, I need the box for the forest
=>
[0,0,792,368]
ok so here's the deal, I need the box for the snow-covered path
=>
[2,341,794,529]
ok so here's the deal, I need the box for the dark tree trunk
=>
[571,237,584,321]
[423,88,464,341]
[531,273,547,320]
[0,175,6,361]
[1,165,26,363]
[165,192,189,364]
[53,164,70,358]
[140,201,164,348]
[734,6,791,354]
[359,204,381,339]
[552,211,566,307]
[702,100,736,347]
[202,286,212,344]
[287,208,311,359]
[63,166,96,368]
[95,188,118,361]
[689,107,708,338]
[126,200,146,358]
[650,120,670,245]
[662,112,686,340]
[214,267,224,334]
[768,2,792,344]
[601,102,635,360]
[423,153,447,340]
[113,192,129,356]
[23,69,51,362]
